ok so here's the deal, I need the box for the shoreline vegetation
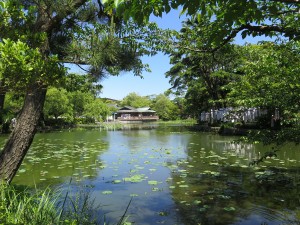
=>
[0,182,131,225]
[36,119,252,136]
[34,119,198,132]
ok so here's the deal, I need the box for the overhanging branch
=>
[271,0,300,4]
[173,23,299,54]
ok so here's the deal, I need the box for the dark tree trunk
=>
[0,94,5,112]
[0,93,5,124]
[0,86,47,183]
[0,80,7,124]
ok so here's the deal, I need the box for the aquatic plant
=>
[0,183,60,225]
[0,183,131,225]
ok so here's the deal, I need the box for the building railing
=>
[117,116,159,121]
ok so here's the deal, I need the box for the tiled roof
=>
[117,106,156,113]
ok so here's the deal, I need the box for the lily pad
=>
[148,180,158,185]
[124,174,145,183]
[224,207,236,212]
[113,180,122,184]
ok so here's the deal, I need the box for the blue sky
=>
[71,10,269,100]
[99,10,186,100]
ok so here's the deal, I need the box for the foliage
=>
[61,186,99,225]
[227,41,300,126]
[83,98,111,122]
[0,39,66,91]
[0,93,23,132]
[171,96,189,119]
[166,18,241,114]
[0,0,165,115]
[115,0,300,44]
[44,87,73,121]
[3,93,23,120]
[69,91,92,119]
[0,0,170,183]
[157,118,197,125]
[64,73,103,97]
[240,128,300,146]
[151,94,180,121]
[43,86,113,124]
[0,183,131,225]
[120,92,151,108]
[0,183,60,225]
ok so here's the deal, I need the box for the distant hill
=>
[100,98,121,104]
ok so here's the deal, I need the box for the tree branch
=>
[184,22,299,53]
[61,59,88,65]
[243,23,291,33]
[47,0,89,33]
[271,0,300,4]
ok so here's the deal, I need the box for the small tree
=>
[43,87,73,121]
[151,94,180,121]
[120,92,151,108]
[84,98,111,122]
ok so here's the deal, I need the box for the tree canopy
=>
[116,0,300,45]
[0,0,165,183]
[120,92,151,108]
[166,18,241,114]
[227,41,300,126]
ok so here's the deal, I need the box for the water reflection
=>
[0,126,299,224]
[169,133,300,225]
[11,130,109,187]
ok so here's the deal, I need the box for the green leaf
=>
[148,180,158,185]
[223,207,236,212]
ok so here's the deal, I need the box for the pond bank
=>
[192,124,250,136]
[37,123,251,136]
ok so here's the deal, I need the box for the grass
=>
[157,118,197,125]
[0,183,132,225]
[0,183,60,225]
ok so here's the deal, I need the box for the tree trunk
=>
[0,80,7,124]
[0,85,47,184]
[0,93,5,124]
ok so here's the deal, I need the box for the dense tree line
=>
[165,17,300,131]
[0,73,116,131]
[1,87,185,130]
[120,92,182,121]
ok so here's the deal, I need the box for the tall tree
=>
[0,0,161,183]
[165,18,241,114]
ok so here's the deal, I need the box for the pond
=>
[1,125,300,225]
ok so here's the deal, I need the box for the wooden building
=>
[116,106,159,122]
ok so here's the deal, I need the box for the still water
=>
[1,125,300,225]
